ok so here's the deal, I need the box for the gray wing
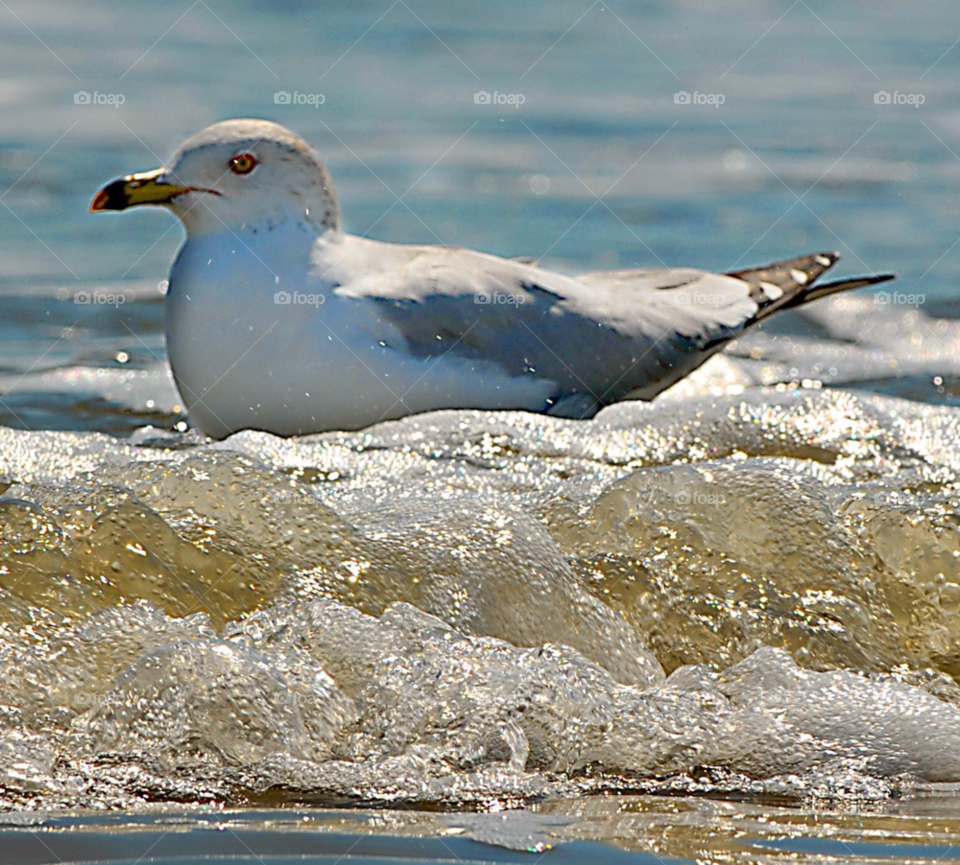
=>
[329,238,762,411]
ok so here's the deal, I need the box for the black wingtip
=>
[781,272,898,309]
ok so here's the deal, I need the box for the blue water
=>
[4,0,957,284]
[1,815,668,865]
[9,803,960,865]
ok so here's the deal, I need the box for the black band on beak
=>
[91,179,132,212]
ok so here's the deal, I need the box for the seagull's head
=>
[91,119,340,237]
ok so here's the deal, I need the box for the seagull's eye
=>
[229,153,258,175]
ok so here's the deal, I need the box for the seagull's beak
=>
[90,168,189,212]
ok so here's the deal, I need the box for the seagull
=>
[92,119,894,438]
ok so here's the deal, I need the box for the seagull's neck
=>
[182,211,342,259]
[179,190,340,240]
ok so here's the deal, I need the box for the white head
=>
[91,119,340,237]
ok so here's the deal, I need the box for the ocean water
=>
[3,1,960,862]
